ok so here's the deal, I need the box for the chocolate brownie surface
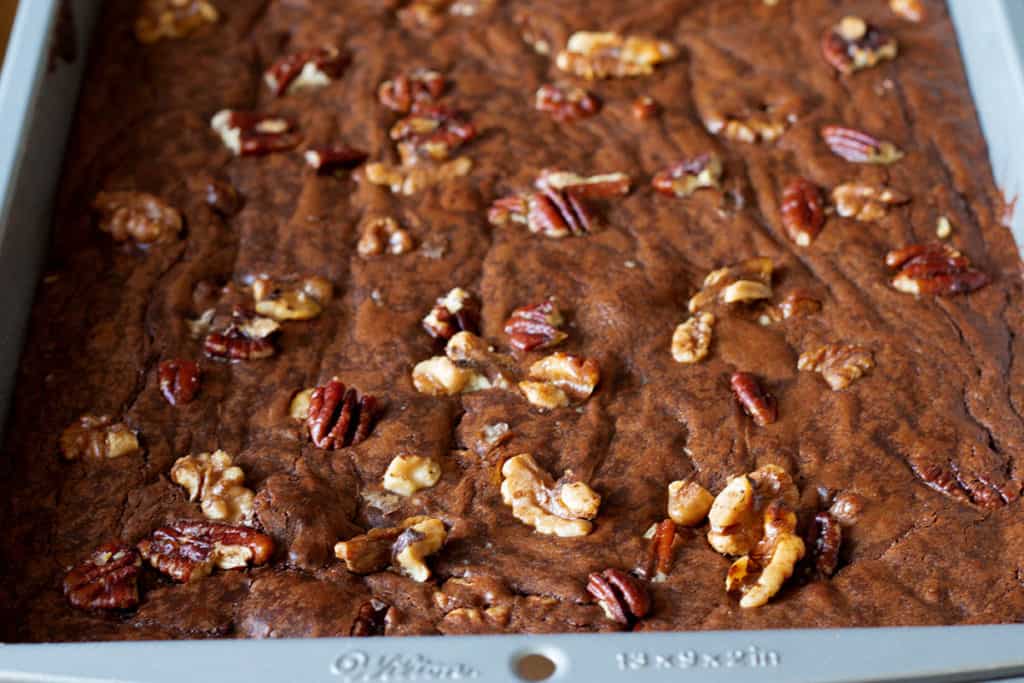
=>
[3,0,1024,641]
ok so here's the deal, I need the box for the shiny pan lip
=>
[0,2,1023,682]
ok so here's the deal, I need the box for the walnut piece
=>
[556,31,677,80]
[63,544,141,610]
[364,157,472,195]
[134,0,217,44]
[171,450,255,524]
[357,217,415,257]
[137,519,274,582]
[688,257,773,313]
[798,343,875,391]
[500,453,600,537]
[252,276,332,321]
[93,192,183,245]
[520,352,599,409]
[383,454,442,496]
[60,415,140,461]
[667,480,713,526]
[671,312,715,364]
[334,516,447,582]
[832,183,909,222]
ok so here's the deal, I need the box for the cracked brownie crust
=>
[3,0,1024,641]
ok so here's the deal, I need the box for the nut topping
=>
[822,16,898,74]
[304,145,368,174]
[252,275,333,321]
[378,69,446,113]
[59,415,140,461]
[350,599,391,636]
[264,46,349,96]
[390,104,477,164]
[832,183,909,221]
[688,257,773,313]
[203,308,279,361]
[556,31,678,80]
[504,299,567,351]
[211,110,300,156]
[423,287,481,341]
[821,125,903,164]
[890,0,924,22]
[667,480,713,526]
[306,378,379,449]
[886,242,990,296]
[93,192,183,245]
[134,0,217,44]
[137,519,274,582]
[521,352,599,409]
[171,450,255,524]
[780,177,825,246]
[63,544,141,610]
[671,312,715,364]
[334,516,447,582]
[586,569,650,625]
[807,511,842,577]
[534,83,602,122]
[798,343,875,391]
[357,216,415,257]
[642,519,677,582]
[652,154,723,198]
[730,372,777,427]
[364,157,472,195]
[500,453,601,537]
[383,454,442,496]
[158,359,201,406]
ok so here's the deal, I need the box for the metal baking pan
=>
[1,1,1022,682]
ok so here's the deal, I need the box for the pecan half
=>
[378,69,446,113]
[671,312,715,364]
[423,287,480,341]
[504,299,567,351]
[390,104,476,164]
[807,511,842,577]
[586,569,650,625]
[158,359,201,406]
[358,216,415,256]
[798,343,874,391]
[821,125,903,164]
[63,544,141,610]
[93,191,183,245]
[780,177,825,246]
[211,110,300,156]
[534,83,602,122]
[203,308,279,361]
[556,31,677,80]
[643,519,676,582]
[134,0,217,44]
[886,242,990,296]
[632,96,658,119]
[304,145,368,174]
[652,154,723,198]
[689,257,773,313]
[364,157,472,195]
[890,0,924,22]
[306,378,379,449]
[501,453,601,537]
[350,599,390,636]
[832,183,909,221]
[264,46,349,96]
[822,16,898,74]
[60,415,140,461]
[137,519,273,582]
[730,372,777,426]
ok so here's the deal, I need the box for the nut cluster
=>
[171,450,255,524]
[556,31,677,80]
[500,453,601,537]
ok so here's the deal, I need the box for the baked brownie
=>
[3,0,1024,641]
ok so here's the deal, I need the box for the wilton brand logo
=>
[331,650,480,682]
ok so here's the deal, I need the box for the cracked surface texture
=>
[2,0,1024,640]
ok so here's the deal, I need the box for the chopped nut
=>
[171,450,255,524]
[137,519,274,582]
[378,68,446,113]
[534,83,602,122]
[134,0,217,44]
[504,299,567,351]
[357,216,415,256]
[59,415,140,461]
[556,31,677,80]
[306,378,379,449]
[383,454,442,496]
[798,343,874,391]
[158,359,200,406]
[688,257,773,313]
[210,110,300,156]
[832,183,909,221]
[822,16,898,74]
[632,96,659,119]
[334,516,447,582]
[671,312,715,364]
[652,154,722,198]
[364,157,472,195]
[390,104,476,164]
[500,453,600,537]
[93,191,182,245]
[252,275,332,321]
[821,125,903,164]
[807,511,842,577]
[422,287,480,341]
[63,544,141,610]
[890,0,924,22]
[731,372,777,426]
[203,308,279,361]
[886,242,989,296]
[264,46,349,96]
[304,145,368,174]
[781,177,825,246]
[642,519,677,582]
[936,216,953,239]
[586,568,650,624]
[667,480,713,526]
[521,352,599,408]
[350,599,391,636]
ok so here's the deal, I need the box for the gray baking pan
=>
[1,2,1023,682]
